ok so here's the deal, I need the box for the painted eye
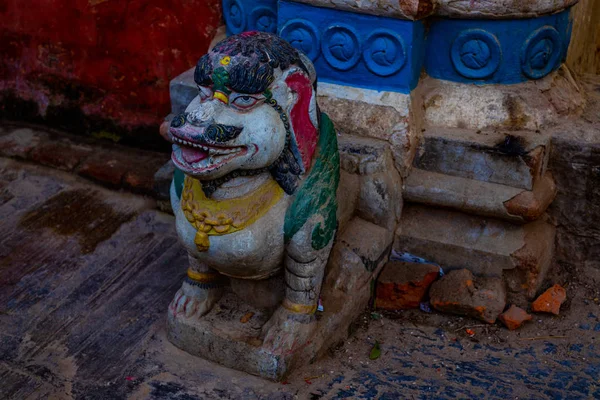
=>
[231,95,260,110]
[198,85,212,101]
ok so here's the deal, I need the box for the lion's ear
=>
[285,71,318,171]
[297,52,317,85]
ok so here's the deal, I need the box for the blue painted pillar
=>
[222,0,278,35]
[424,10,573,84]
[277,1,425,94]
[222,0,576,91]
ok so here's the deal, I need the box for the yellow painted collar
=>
[181,176,284,251]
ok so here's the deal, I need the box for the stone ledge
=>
[414,127,551,190]
[404,169,557,223]
[395,204,555,298]
[290,0,434,20]
[435,0,578,19]
[282,0,577,20]
[0,125,169,195]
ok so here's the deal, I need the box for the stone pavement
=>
[0,157,599,400]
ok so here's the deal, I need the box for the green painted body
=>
[284,112,340,250]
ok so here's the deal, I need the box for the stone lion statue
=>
[166,31,339,356]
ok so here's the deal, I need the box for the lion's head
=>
[169,31,319,196]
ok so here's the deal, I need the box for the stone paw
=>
[261,306,316,357]
[168,286,221,319]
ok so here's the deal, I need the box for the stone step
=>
[414,127,551,190]
[404,169,557,223]
[395,204,555,299]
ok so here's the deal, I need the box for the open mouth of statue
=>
[171,136,248,173]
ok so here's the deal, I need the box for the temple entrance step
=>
[414,127,552,191]
[394,204,555,299]
[404,168,557,223]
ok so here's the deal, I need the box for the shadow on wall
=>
[0,0,222,151]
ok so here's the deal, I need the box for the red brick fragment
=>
[531,284,566,315]
[376,261,439,310]
[498,305,532,330]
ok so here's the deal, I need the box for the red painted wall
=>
[0,0,222,149]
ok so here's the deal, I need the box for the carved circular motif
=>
[224,0,246,35]
[249,6,277,33]
[363,29,406,77]
[521,26,562,79]
[322,25,361,71]
[451,29,502,79]
[280,19,320,61]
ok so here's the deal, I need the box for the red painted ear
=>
[285,71,318,170]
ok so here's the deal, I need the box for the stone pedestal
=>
[160,0,585,378]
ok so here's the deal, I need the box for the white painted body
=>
[171,180,292,280]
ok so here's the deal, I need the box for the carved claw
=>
[261,306,316,356]
[169,284,222,319]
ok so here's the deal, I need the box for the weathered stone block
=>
[153,160,176,202]
[436,0,577,18]
[318,83,410,141]
[169,68,197,116]
[548,88,600,269]
[289,0,434,20]
[395,205,555,295]
[338,135,391,175]
[318,82,420,177]
[0,128,46,159]
[375,261,439,310]
[421,68,584,131]
[29,140,93,172]
[357,169,403,231]
[414,127,551,190]
[336,171,359,235]
[429,269,506,323]
[338,217,394,273]
[404,169,557,223]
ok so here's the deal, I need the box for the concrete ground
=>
[0,157,599,400]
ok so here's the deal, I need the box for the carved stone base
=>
[167,215,392,381]
[167,291,288,380]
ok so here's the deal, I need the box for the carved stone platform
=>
[167,291,284,380]
[167,214,391,380]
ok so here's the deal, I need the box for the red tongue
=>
[181,147,208,163]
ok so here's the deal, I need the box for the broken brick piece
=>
[499,305,533,330]
[531,284,566,315]
[429,269,506,323]
[376,261,440,310]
